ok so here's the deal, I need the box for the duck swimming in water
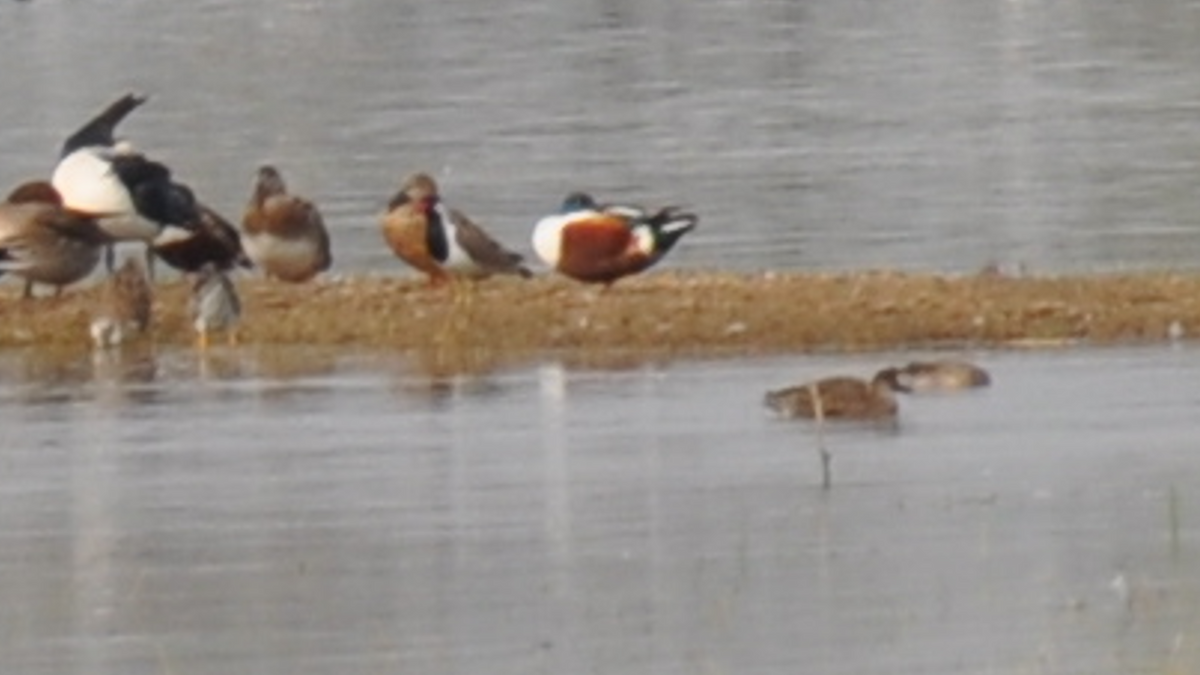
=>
[764,368,909,421]
[892,359,991,392]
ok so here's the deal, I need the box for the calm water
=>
[0,346,1198,674]
[2,0,1200,274]
[2,1,1200,673]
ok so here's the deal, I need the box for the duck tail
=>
[644,207,698,254]
[61,92,149,157]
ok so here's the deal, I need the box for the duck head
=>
[253,165,288,204]
[387,172,440,212]
[872,367,911,393]
[560,191,598,213]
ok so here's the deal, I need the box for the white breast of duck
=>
[242,231,315,264]
[431,203,482,275]
[52,147,158,242]
[531,210,588,269]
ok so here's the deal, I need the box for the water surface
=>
[0,346,1198,674]
[0,0,1199,274]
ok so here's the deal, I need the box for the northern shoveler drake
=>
[241,165,331,282]
[532,191,698,285]
[0,181,111,298]
[90,256,153,348]
[764,368,908,421]
[152,201,250,274]
[190,262,241,350]
[892,359,991,392]
[380,172,531,285]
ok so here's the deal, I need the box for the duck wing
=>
[447,208,531,277]
[61,93,148,157]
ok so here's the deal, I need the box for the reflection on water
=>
[0,346,1198,673]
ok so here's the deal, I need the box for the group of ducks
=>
[0,93,703,349]
[764,359,992,422]
[1,92,991,421]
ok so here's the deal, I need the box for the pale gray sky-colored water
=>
[0,346,1199,674]
[1,0,1200,276]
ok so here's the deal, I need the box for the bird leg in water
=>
[807,382,832,490]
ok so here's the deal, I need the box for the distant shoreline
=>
[1,270,1194,357]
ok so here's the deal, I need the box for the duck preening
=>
[764,368,908,421]
[241,165,331,282]
[52,93,246,276]
[381,172,531,285]
[532,191,698,285]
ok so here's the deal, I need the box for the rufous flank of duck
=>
[380,172,531,285]
[90,255,153,348]
[241,164,331,282]
[893,359,991,392]
[532,191,698,285]
[764,367,908,421]
[0,180,112,298]
[190,262,241,350]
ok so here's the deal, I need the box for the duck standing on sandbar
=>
[532,191,697,286]
[0,181,112,298]
[241,165,331,282]
[380,172,531,286]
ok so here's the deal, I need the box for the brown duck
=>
[0,181,112,298]
[241,165,331,282]
[380,172,531,285]
[893,359,991,392]
[765,368,908,420]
